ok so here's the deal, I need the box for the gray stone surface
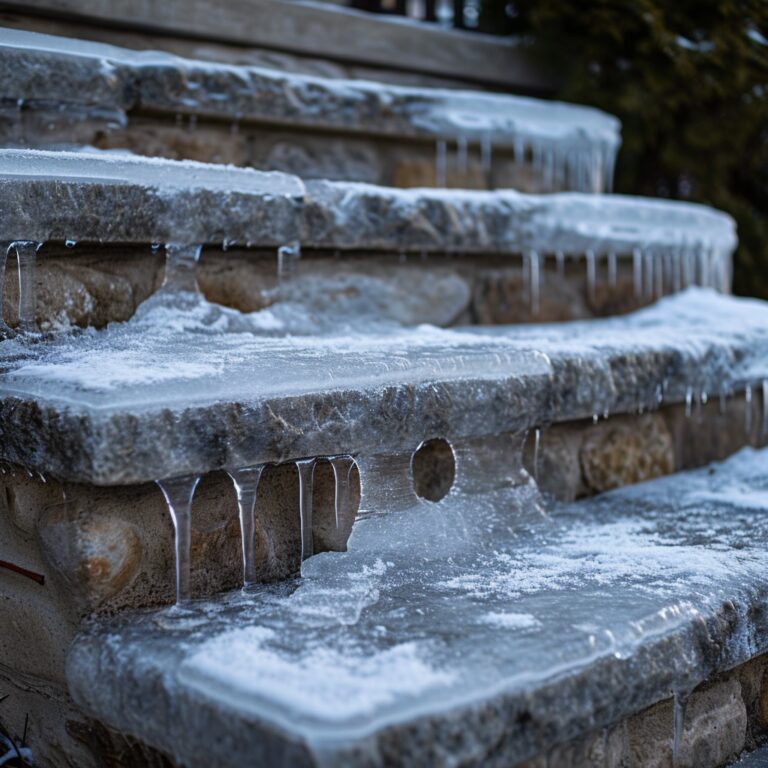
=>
[65,447,768,767]
[0,289,764,485]
[0,149,303,245]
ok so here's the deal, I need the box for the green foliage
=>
[479,0,768,298]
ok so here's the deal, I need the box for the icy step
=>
[0,289,765,485]
[0,27,619,192]
[67,447,768,767]
[0,148,735,261]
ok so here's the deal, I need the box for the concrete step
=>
[0,27,618,191]
[0,149,735,331]
[65,447,768,768]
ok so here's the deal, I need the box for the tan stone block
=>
[580,413,674,493]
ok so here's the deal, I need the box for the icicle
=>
[672,247,682,293]
[672,689,688,766]
[330,456,353,531]
[163,243,202,293]
[719,385,728,415]
[644,250,654,301]
[277,241,301,284]
[480,135,492,178]
[746,384,753,435]
[296,459,316,564]
[0,242,11,336]
[585,250,597,303]
[607,252,617,287]
[11,241,41,334]
[456,136,468,175]
[228,465,266,588]
[685,387,693,418]
[763,379,768,440]
[555,250,565,279]
[529,250,540,315]
[157,475,201,605]
[633,248,642,301]
[435,139,447,187]
[533,428,541,482]
[654,252,663,298]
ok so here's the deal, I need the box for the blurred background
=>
[353,0,768,299]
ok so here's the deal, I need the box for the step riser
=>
[0,245,722,333]
[1,396,763,619]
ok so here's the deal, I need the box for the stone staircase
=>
[0,14,767,768]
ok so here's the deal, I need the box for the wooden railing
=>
[350,0,482,30]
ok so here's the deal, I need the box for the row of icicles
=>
[0,239,730,333]
[156,456,354,605]
[434,136,616,194]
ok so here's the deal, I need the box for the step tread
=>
[67,446,768,767]
[0,149,736,258]
[0,289,764,483]
[0,27,617,191]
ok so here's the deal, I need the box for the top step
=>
[0,27,620,192]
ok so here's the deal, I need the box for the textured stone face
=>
[579,414,674,493]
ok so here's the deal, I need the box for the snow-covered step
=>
[0,27,619,192]
[0,149,735,331]
[0,289,764,485]
[66,447,768,768]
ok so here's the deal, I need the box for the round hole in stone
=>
[411,438,455,502]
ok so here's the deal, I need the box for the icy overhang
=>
[0,290,764,485]
[0,27,619,191]
[0,150,737,264]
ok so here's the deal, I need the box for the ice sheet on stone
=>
[306,181,736,260]
[68,448,768,765]
[0,288,763,413]
[0,148,303,197]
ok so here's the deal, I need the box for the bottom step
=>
[67,448,768,768]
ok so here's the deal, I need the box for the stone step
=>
[0,27,618,191]
[0,289,763,486]
[0,149,735,331]
[64,446,768,768]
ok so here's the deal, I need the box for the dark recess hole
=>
[412,438,455,502]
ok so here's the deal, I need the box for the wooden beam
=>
[2,0,555,91]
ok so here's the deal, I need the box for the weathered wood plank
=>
[3,0,554,91]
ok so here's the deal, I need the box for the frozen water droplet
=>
[633,248,643,301]
[65,239,76,248]
[228,465,266,588]
[296,459,316,566]
[746,384,753,435]
[685,387,693,418]
[157,475,201,605]
[608,252,617,287]
[277,242,301,285]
